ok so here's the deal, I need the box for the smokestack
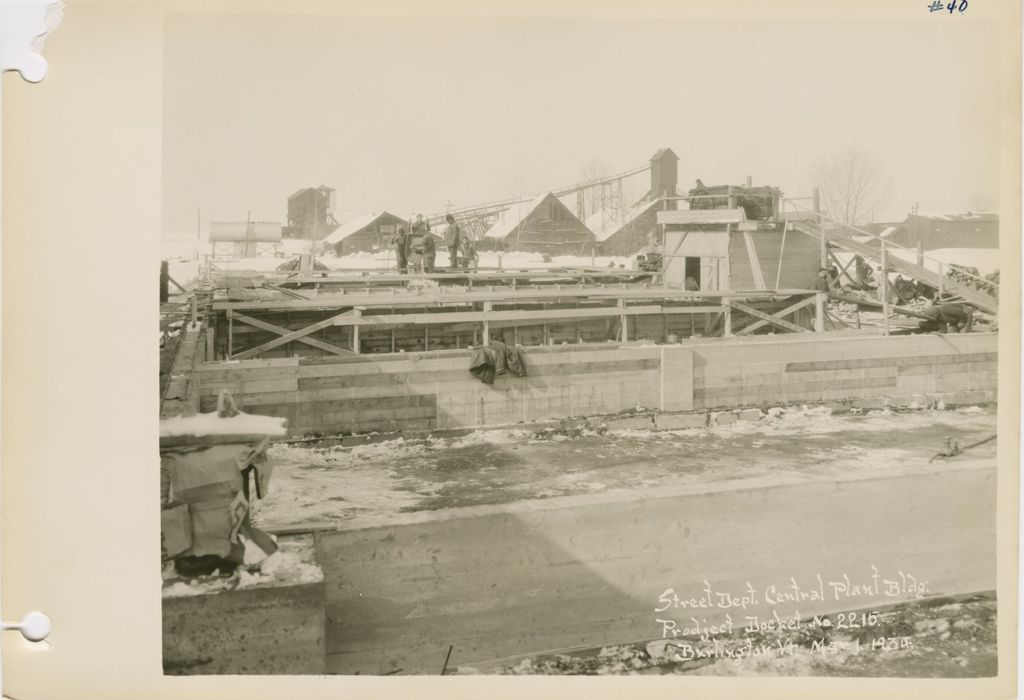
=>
[650,148,679,210]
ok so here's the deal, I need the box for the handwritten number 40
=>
[930,0,968,12]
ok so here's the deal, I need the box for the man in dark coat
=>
[443,214,461,270]
[920,300,975,333]
[395,226,409,274]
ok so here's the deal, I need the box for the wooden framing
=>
[212,283,825,360]
[731,296,816,336]
[232,313,354,357]
[229,310,356,360]
[213,287,816,312]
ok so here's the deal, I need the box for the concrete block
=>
[654,413,708,430]
[605,415,654,431]
[713,411,737,425]
[738,408,763,422]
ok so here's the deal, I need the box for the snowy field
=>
[251,405,996,531]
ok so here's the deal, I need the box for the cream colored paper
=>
[2,1,1020,698]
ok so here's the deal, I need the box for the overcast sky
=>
[162,14,1002,236]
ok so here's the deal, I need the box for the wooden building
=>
[481,192,595,255]
[321,212,408,256]
[658,209,819,292]
[874,212,998,251]
[285,185,339,240]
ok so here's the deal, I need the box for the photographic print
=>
[155,10,1010,678]
[3,1,1017,696]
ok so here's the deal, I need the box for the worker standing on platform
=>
[423,232,436,273]
[443,214,461,270]
[395,226,409,274]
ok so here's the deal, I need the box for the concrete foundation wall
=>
[196,332,997,436]
[163,580,326,675]
[315,466,996,674]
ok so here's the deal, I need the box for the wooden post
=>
[206,325,215,361]
[813,187,826,269]
[723,300,732,337]
[618,298,628,342]
[880,243,890,336]
[482,301,491,344]
[814,292,825,332]
[352,308,361,353]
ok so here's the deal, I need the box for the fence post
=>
[815,292,825,332]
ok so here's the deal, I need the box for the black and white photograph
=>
[1,0,1019,696]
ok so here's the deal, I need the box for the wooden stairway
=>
[789,219,998,314]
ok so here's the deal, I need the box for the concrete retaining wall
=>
[196,332,997,436]
[163,580,325,675]
[314,465,996,674]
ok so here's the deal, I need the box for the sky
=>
[161,14,1003,237]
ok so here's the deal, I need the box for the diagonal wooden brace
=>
[732,296,814,335]
[231,311,355,359]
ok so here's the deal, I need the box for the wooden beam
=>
[232,313,355,357]
[213,287,815,311]
[657,208,746,225]
[732,297,814,335]
[231,310,355,360]
[262,282,312,300]
[167,275,188,293]
[329,304,728,327]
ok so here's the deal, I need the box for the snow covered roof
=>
[483,192,551,239]
[321,212,405,245]
[584,198,661,242]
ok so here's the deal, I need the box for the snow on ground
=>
[252,406,996,529]
[161,534,321,598]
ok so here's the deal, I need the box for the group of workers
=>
[394,214,476,274]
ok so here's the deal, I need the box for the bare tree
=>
[576,156,610,220]
[811,148,889,226]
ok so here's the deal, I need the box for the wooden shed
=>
[481,192,595,255]
[658,209,820,292]
[321,212,409,256]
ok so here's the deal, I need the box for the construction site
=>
[159,147,1000,676]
